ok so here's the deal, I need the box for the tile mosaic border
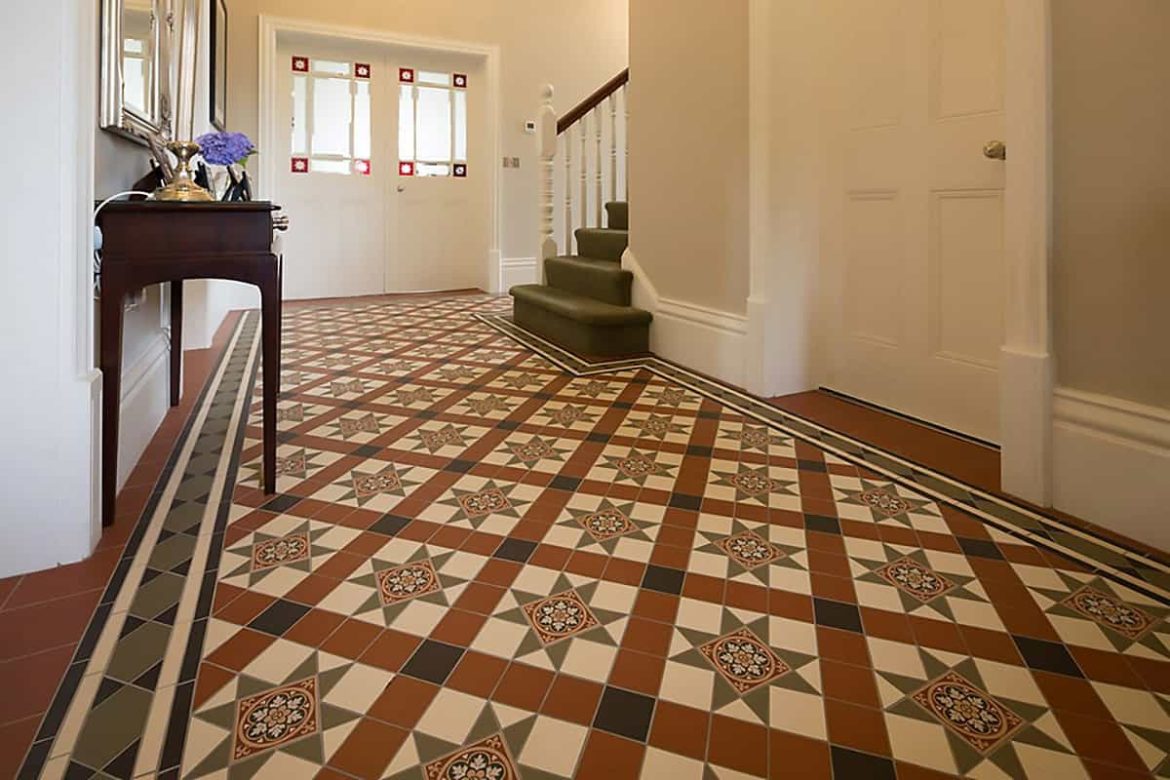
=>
[474,313,1170,604]
[18,312,261,780]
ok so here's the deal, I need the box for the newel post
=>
[538,85,557,281]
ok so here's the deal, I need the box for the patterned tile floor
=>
[16,293,1170,779]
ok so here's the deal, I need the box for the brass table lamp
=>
[154,141,216,202]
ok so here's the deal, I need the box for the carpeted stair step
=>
[510,284,651,356]
[575,227,628,262]
[545,256,633,306]
[605,201,628,230]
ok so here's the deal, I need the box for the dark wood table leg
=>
[260,272,279,494]
[169,280,183,407]
[99,277,125,527]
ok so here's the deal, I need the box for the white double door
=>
[275,36,487,300]
[818,0,1007,443]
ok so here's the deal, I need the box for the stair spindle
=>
[594,107,603,227]
[609,94,618,205]
[623,83,629,202]
[579,114,587,235]
[563,130,571,254]
[538,85,557,277]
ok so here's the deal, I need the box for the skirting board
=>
[499,257,538,292]
[622,248,749,387]
[118,332,171,490]
[1052,387,1170,551]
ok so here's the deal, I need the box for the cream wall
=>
[627,0,750,315]
[225,0,628,263]
[1052,0,1170,409]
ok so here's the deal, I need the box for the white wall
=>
[0,0,101,576]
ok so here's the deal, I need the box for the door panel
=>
[822,0,1006,442]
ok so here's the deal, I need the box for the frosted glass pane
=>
[314,59,350,76]
[353,81,371,159]
[416,87,451,162]
[398,85,415,161]
[310,158,351,174]
[123,57,148,114]
[312,76,352,157]
[417,70,450,86]
[453,90,467,161]
[291,75,307,154]
[416,163,450,177]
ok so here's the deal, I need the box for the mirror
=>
[101,0,173,142]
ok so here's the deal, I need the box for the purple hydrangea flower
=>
[196,131,255,166]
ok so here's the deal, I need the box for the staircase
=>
[508,71,651,357]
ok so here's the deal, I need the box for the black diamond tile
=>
[697,411,720,420]
[370,514,411,537]
[958,537,1005,560]
[593,685,655,742]
[249,599,310,636]
[797,459,828,473]
[496,420,520,430]
[549,475,582,492]
[1013,635,1084,678]
[401,640,465,685]
[613,401,633,410]
[494,538,537,563]
[352,444,381,458]
[277,431,297,444]
[813,598,863,634]
[261,493,302,513]
[416,410,438,420]
[804,514,841,535]
[586,433,608,443]
[830,746,895,780]
[668,493,702,511]
[447,459,476,473]
[642,565,685,595]
[686,445,713,458]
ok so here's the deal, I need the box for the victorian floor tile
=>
[9,294,1170,779]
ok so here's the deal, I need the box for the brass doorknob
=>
[983,140,1006,160]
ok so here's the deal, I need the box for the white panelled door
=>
[820,0,1007,442]
[276,41,387,300]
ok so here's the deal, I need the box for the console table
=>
[96,201,284,526]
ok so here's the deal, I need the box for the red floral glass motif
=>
[399,161,415,176]
[399,67,415,83]
[291,157,309,174]
[453,164,467,178]
[292,56,309,73]
[453,73,468,88]
[354,159,371,176]
[355,63,371,79]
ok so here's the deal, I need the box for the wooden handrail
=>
[557,69,629,135]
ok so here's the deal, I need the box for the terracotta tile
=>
[725,581,768,612]
[820,659,880,708]
[960,624,1021,664]
[205,627,274,671]
[477,559,522,587]
[909,615,967,654]
[1033,672,1114,721]
[810,572,857,603]
[0,714,40,780]
[648,700,709,760]
[621,617,673,657]
[1069,646,1145,688]
[453,582,506,615]
[360,629,422,673]
[769,589,814,622]
[631,591,679,624]
[530,543,572,570]
[816,627,870,667]
[542,674,604,726]
[895,760,967,780]
[213,589,275,625]
[708,713,768,776]
[0,589,100,661]
[367,675,437,728]
[681,572,724,602]
[769,730,831,780]
[446,650,508,698]
[3,545,122,609]
[0,643,75,723]
[430,609,486,646]
[1127,656,1170,694]
[860,607,914,643]
[319,618,381,660]
[575,729,645,779]
[493,662,554,711]
[608,649,665,697]
[191,662,236,710]
[603,557,645,586]
[565,550,607,578]
[825,698,890,756]
[327,718,408,779]
[1054,710,1147,772]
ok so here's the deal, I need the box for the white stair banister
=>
[594,107,603,227]
[538,84,557,275]
[579,114,587,237]
[563,129,571,253]
[609,93,618,204]
[623,83,629,201]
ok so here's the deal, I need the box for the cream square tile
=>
[241,639,315,683]
[246,565,306,598]
[470,617,529,659]
[1094,682,1170,731]
[973,658,1045,705]
[767,688,826,740]
[641,747,704,780]
[321,663,391,713]
[435,550,489,580]
[589,581,639,613]
[767,566,812,595]
[611,536,655,563]
[511,564,561,596]
[946,598,1005,632]
[866,636,926,679]
[768,617,818,655]
[660,661,715,710]
[689,551,730,578]
[1014,743,1091,780]
[884,712,959,776]
[390,599,447,636]
[317,581,373,616]
[517,717,589,775]
[854,581,906,612]
[675,597,724,634]
[559,639,618,680]
[415,688,486,744]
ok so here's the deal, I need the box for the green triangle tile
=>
[987,740,1027,779]
[702,763,720,780]
[515,767,564,780]
[887,698,931,722]
[772,667,820,696]
[185,736,233,777]
[918,651,953,680]
[226,750,272,780]
[1011,724,1071,753]
[742,686,770,722]
[437,573,467,590]
[287,655,320,683]
[927,597,956,623]
[280,733,325,763]
[196,697,240,730]
[466,705,502,745]
[319,702,363,730]
[496,607,529,625]
[575,580,599,601]
[589,607,625,626]
[543,639,572,669]
[744,616,768,637]
[225,561,252,579]
[779,650,818,671]
[877,670,928,696]
[950,659,985,688]
[947,728,986,775]
[317,665,350,697]
[513,632,544,658]
[677,626,715,648]
[503,715,538,758]
[672,647,712,670]
[719,611,744,636]
[711,677,738,711]
[290,559,313,573]
[420,590,451,607]
[1155,756,1170,778]
[350,573,378,589]
[551,573,576,593]
[1125,723,1170,755]
[996,697,1047,724]
[413,732,462,764]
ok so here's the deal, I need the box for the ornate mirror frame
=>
[100,0,175,142]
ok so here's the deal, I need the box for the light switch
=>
[510,157,520,168]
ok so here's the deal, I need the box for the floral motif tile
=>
[376,560,441,605]
[232,677,319,760]
[424,734,519,780]
[911,671,1023,753]
[522,589,601,645]
[698,628,791,694]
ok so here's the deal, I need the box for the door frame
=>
[257,15,503,293]
[746,0,1054,506]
